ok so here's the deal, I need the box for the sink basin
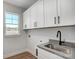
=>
[44,44,71,54]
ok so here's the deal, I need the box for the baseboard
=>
[25,49,37,58]
[4,49,28,59]
[4,49,37,59]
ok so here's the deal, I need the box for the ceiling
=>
[3,0,38,9]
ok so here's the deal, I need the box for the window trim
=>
[4,11,20,36]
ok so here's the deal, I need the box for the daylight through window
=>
[5,12,19,35]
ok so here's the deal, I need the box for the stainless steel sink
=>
[44,44,71,54]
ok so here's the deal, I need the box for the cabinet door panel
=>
[30,0,44,28]
[59,0,75,25]
[30,5,37,28]
[23,11,31,29]
[38,48,65,59]
[36,0,44,28]
[44,0,58,27]
[23,12,27,29]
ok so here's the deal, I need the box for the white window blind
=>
[5,12,19,35]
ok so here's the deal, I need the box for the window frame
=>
[4,11,20,36]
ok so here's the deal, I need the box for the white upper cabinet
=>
[44,0,58,27]
[23,10,31,29]
[23,0,75,29]
[30,0,44,28]
[58,0,75,26]
[44,0,75,27]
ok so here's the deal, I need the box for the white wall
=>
[3,2,27,58]
[25,26,75,56]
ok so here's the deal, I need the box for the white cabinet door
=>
[30,0,44,28]
[59,0,75,26]
[36,0,44,28]
[30,5,37,28]
[44,0,58,27]
[38,48,65,59]
[23,10,31,29]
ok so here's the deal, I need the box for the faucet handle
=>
[49,39,53,44]
[49,39,52,41]
[61,39,65,44]
[62,39,66,43]
[61,41,65,43]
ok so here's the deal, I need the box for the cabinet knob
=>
[25,24,27,28]
[54,17,56,24]
[34,21,37,27]
[36,49,38,56]
[58,16,60,24]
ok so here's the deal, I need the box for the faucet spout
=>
[57,30,62,45]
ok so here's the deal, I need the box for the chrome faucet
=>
[56,30,64,45]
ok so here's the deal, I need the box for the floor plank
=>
[5,52,36,59]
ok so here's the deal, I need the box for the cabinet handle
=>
[36,49,38,56]
[58,16,60,24]
[54,17,56,24]
[34,21,37,27]
[25,24,27,28]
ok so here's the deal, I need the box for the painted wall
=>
[25,26,75,56]
[3,2,27,58]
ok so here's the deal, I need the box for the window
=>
[5,12,19,35]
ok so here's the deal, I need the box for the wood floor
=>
[5,52,37,59]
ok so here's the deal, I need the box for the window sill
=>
[4,33,21,38]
